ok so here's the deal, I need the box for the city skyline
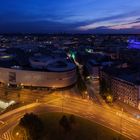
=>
[0,0,140,33]
[0,33,140,139]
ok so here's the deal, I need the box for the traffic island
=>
[12,112,130,140]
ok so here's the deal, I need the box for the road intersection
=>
[0,91,140,140]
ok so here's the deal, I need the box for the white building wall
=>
[0,67,77,88]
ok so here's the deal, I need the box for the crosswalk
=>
[1,131,12,140]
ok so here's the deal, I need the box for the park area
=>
[13,112,129,140]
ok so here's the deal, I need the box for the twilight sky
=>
[0,0,140,33]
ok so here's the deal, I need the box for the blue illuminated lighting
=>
[128,39,140,49]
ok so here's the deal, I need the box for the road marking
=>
[100,119,105,122]
[91,115,95,118]
[130,127,138,131]
[1,131,12,140]
[109,123,115,126]
[131,133,139,138]
[0,93,138,140]
[122,131,132,138]
[122,127,134,133]
[88,112,96,116]
[0,121,5,127]
[0,121,4,125]
[86,116,93,119]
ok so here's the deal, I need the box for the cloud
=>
[0,0,140,33]
[1,18,140,34]
[77,10,140,31]
[108,21,140,30]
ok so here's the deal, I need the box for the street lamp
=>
[106,95,113,103]
[85,91,88,95]
[20,83,24,89]
[16,132,19,136]
[15,127,27,140]
[84,91,88,99]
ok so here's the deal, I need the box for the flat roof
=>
[102,67,140,85]
[47,60,76,72]
[0,47,76,72]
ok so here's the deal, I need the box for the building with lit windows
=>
[100,67,140,109]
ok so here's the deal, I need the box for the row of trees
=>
[82,65,90,80]
[76,68,87,98]
[100,78,115,103]
[18,113,76,140]
[19,113,45,140]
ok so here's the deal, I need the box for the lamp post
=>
[15,127,27,140]
[106,95,113,103]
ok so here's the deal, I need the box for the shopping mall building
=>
[0,46,77,88]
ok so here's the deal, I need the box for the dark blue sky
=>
[0,0,140,33]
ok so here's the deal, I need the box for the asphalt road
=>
[1,93,140,140]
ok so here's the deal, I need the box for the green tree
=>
[82,66,89,80]
[100,78,115,102]
[77,68,87,98]
[59,115,71,133]
[19,113,45,140]
[100,79,107,94]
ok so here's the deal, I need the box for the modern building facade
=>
[0,67,76,88]
[0,46,77,88]
[100,67,140,109]
[111,77,139,108]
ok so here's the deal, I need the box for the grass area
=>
[13,112,129,140]
[39,112,129,140]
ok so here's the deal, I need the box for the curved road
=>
[0,93,140,140]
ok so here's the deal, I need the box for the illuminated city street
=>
[0,89,140,140]
[0,1,140,139]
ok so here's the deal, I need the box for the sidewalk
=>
[87,79,140,118]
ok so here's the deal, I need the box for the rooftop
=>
[102,66,140,85]
[0,46,76,72]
